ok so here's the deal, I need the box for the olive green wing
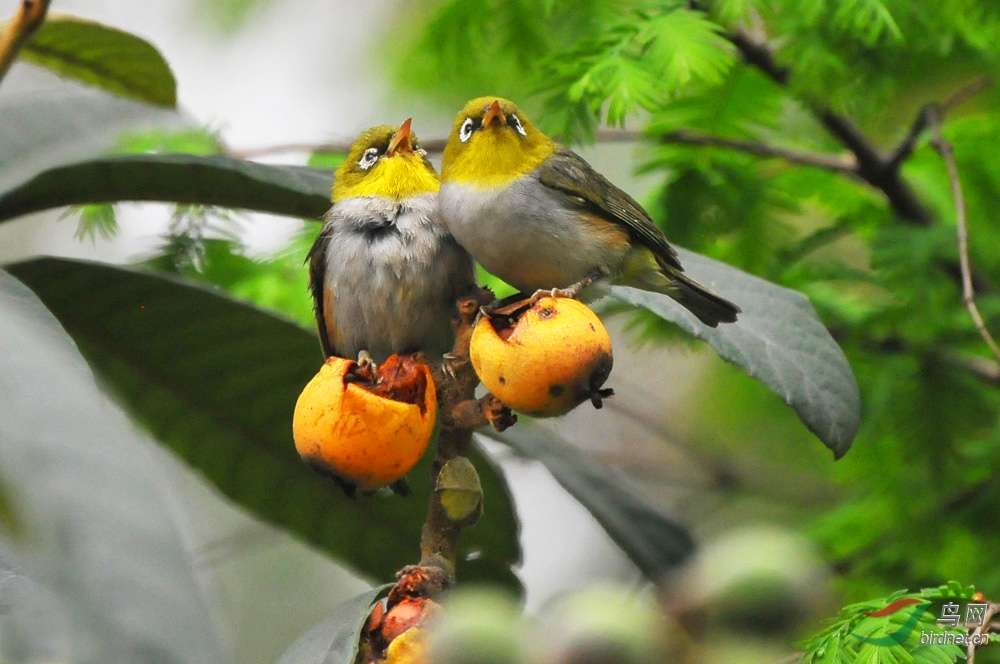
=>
[536,148,683,272]
[537,148,740,326]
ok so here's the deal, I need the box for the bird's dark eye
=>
[413,141,428,157]
[509,114,527,137]
[358,147,379,170]
[459,118,475,143]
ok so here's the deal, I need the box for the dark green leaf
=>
[0,65,181,193]
[276,585,390,664]
[0,154,331,224]
[0,269,225,662]
[611,247,860,458]
[22,14,177,107]
[145,236,317,329]
[7,257,521,589]
[480,424,694,579]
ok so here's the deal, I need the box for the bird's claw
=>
[529,276,596,303]
[441,352,460,380]
[356,350,378,379]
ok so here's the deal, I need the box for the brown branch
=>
[727,28,790,86]
[885,106,933,171]
[966,602,998,663]
[230,128,646,160]
[941,75,995,115]
[228,141,361,160]
[230,129,640,160]
[231,127,857,179]
[0,0,50,84]
[419,298,480,577]
[661,129,857,175]
[954,355,1000,385]
[722,23,1000,299]
[727,26,934,225]
[230,137,451,160]
[886,76,993,171]
[418,289,512,577]
[927,106,1000,364]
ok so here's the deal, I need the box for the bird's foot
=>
[441,352,460,381]
[356,350,378,379]
[530,276,596,303]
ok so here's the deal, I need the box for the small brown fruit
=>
[292,355,436,492]
[470,297,614,417]
[381,597,442,643]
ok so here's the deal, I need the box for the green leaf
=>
[145,236,317,329]
[73,202,118,240]
[0,152,858,462]
[0,65,182,193]
[0,147,856,466]
[611,247,860,457]
[21,14,177,107]
[638,9,735,88]
[277,585,390,664]
[831,0,902,44]
[7,258,521,589]
[481,423,694,579]
[601,55,663,126]
[800,587,968,664]
[0,154,331,224]
[706,0,754,27]
[0,269,226,661]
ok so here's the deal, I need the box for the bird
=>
[307,119,476,366]
[438,97,740,327]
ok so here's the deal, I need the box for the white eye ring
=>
[459,118,474,143]
[358,147,379,170]
[510,114,527,137]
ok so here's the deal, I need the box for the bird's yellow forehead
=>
[341,125,398,163]
[332,125,438,202]
[453,96,520,126]
[442,96,556,186]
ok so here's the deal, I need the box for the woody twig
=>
[0,0,49,85]
[926,105,1000,364]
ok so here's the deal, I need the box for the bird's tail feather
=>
[667,270,740,328]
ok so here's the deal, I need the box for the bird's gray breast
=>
[439,175,621,292]
[322,194,471,359]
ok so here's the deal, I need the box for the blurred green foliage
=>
[5,0,1000,660]
[393,0,1000,635]
[799,582,978,664]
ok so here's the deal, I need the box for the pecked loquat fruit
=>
[292,354,436,494]
[470,296,613,417]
